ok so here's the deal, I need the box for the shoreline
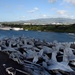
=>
[0,28,75,34]
[1,24,75,33]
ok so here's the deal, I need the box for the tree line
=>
[2,23,75,33]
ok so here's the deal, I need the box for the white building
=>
[23,23,31,25]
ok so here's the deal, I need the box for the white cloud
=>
[64,0,75,5]
[49,0,75,5]
[62,14,74,19]
[57,10,67,15]
[18,16,26,20]
[39,14,50,18]
[22,16,26,18]
[48,0,57,3]
[28,7,39,13]
[34,7,39,10]
[56,10,74,18]
[42,14,48,18]
[57,10,68,18]
[28,10,35,13]
[69,15,75,19]
[49,0,72,4]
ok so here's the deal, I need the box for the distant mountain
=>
[1,18,75,25]
[23,18,75,25]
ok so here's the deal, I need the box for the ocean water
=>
[0,30,75,42]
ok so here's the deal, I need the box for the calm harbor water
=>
[0,30,75,42]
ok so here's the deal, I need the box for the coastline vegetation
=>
[2,23,75,33]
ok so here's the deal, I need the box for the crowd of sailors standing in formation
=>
[0,35,75,75]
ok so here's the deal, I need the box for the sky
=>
[0,0,75,22]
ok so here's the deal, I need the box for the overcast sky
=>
[0,0,75,21]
